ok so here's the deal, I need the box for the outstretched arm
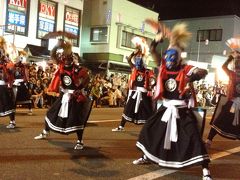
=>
[127,51,137,69]
[222,54,234,76]
[150,39,162,66]
[188,68,208,82]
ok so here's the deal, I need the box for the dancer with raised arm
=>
[133,20,212,180]
[205,40,240,148]
[112,38,156,132]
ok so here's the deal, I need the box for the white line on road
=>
[128,146,240,180]
[88,119,120,123]
[128,169,177,180]
[211,146,240,160]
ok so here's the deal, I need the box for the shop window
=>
[90,26,108,43]
[197,29,222,42]
[121,30,152,49]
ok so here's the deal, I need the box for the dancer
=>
[112,42,156,132]
[12,51,33,115]
[34,39,92,150]
[133,20,212,180]
[205,50,240,148]
[0,36,16,128]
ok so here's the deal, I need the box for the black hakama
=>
[136,105,210,168]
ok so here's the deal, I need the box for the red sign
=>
[37,0,57,38]
[64,6,80,46]
[39,1,56,18]
[8,0,27,8]
[65,11,79,24]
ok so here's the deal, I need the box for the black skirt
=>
[136,106,210,168]
[211,100,240,139]
[0,86,15,116]
[122,90,154,124]
[45,93,93,134]
[15,82,32,104]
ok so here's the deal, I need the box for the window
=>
[90,27,108,43]
[197,29,222,42]
[121,30,153,49]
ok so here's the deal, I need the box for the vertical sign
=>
[5,0,30,35]
[37,0,57,39]
[64,6,80,46]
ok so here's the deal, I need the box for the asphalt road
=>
[0,107,239,180]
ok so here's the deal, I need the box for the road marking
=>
[211,146,240,160]
[88,119,120,123]
[128,146,240,180]
[128,169,177,180]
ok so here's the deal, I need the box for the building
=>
[161,15,240,84]
[81,0,158,76]
[0,0,84,63]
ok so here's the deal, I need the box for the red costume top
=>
[48,62,89,102]
[129,67,155,91]
[14,62,28,81]
[154,59,195,100]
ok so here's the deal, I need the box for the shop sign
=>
[5,0,29,35]
[37,0,57,39]
[64,6,81,46]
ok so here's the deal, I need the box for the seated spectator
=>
[115,86,123,107]
[108,88,116,107]
[32,79,44,108]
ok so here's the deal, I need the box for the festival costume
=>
[134,21,211,179]
[45,63,91,134]
[122,66,155,124]
[0,36,16,128]
[112,47,155,131]
[13,60,32,106]
[34,40,92,149]
[136,63,210,168]
[207,53,240,142]
[0,59,15,117]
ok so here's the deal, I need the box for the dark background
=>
[128,0,240,20]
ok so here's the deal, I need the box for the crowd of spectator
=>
[24,62,227,110]
[195,81,227,108]
[24,63,130,109]
[86,72,129,108]
[26,62,57,108]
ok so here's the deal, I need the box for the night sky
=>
[128,0,240,20]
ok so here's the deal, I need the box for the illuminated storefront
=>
[5,0,30,36]
[0,0,84,61]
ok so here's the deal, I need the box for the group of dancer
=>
[1,18,240,180]
[0,36,32,129]
[111,20,240,180]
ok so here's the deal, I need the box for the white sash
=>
[131,87,148,113]
[162,99,187,150]
[0,80,6,85]
[58,89,75,118]
[230,97,240,126]
[13,79,24,86]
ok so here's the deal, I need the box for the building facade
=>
[162,15,240,68]
[0,0,84,61]
[160,15,240,84]
[81,0,158,75]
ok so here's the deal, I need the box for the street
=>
[0,107,240,180]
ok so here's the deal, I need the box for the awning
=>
[24,44,50,57]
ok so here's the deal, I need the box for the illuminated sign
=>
[5,0,30,35]
[37,0,57,39]
[64,6,81,46]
